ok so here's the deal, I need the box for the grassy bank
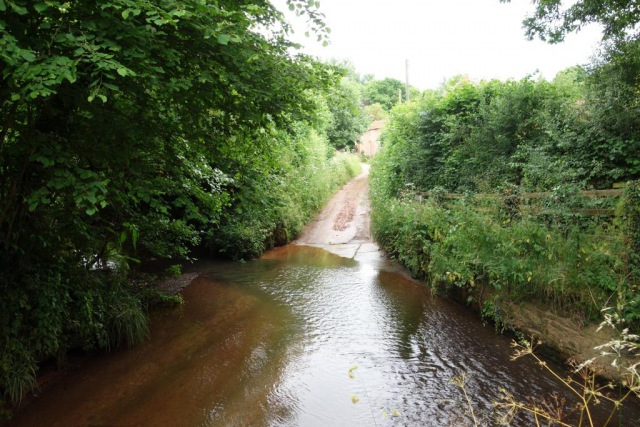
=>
[0,130,360,413]
[370,177,639,326]
[209,133,362,259]
[368,65,640,329]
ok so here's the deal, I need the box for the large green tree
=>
[364,77,420,110]
[502,0,640,42]
[0,0,338,406]
[364,77,404,110]
[502,1,640,184]
[325,77,369,149]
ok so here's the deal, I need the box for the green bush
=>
[164,265,182,279]
[0,264,150,407]
[370,45,640,328]
[378,62,639,198]
[0,0,346,408]
[209,128,361,260]
[370,182,633,323]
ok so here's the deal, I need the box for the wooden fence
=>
[401,188,624,216]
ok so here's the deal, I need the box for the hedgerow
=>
[370,39,640,329]
[0,0,364,410]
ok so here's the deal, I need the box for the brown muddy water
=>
[8,245,640,426]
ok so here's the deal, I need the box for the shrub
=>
[209,128,361,260]
[371,154,636,325]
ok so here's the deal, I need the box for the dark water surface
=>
[9,246,640,426]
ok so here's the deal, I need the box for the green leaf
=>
[85,207,97,216]
[98,94,107,103]
[20,51,36,62]
[217,34,231,45]
[289,3,295,10]
[0,1,5,12]
[34,2,49,12]
[122,10,129,19]
[347,365,358,379]
[9,2,27,15]
[116,68,128,77]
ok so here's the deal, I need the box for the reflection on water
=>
[9,246,640,426]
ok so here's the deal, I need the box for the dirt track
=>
[294,164,382,260]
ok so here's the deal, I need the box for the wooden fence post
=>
[621,181,640,282]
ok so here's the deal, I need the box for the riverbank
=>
[6,170,640,426]
[292,164,629,379]
[367,188,639,382]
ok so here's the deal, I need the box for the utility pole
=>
[398,89,402,104]
[405,59,410,102]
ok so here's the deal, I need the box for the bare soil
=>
[293,164,383,260]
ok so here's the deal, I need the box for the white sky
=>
[273,0,604,90]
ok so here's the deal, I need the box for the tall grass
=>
[370,160,637,325]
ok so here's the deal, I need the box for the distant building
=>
[355,120,386,156]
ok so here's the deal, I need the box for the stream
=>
[9,244,640,426]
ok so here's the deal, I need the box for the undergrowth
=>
[370,171,640,327]
[209,131,361,259]
[0,138,360,414]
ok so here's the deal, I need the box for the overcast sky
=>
[273,0,604,90]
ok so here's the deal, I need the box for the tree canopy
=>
[325,77,369,149]
[0,0,366,408]
[363,78,405,110]
[502,0,640,42]
[364,77,421,110]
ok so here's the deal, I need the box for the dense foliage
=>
[503,0,640,42]
[370,39,640,329]
[363,77,420,110]
[370,185,636,323]
[324,77,369,149]
[376,55,639,196]
[363,102,388,121]
[0,0,365,409]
